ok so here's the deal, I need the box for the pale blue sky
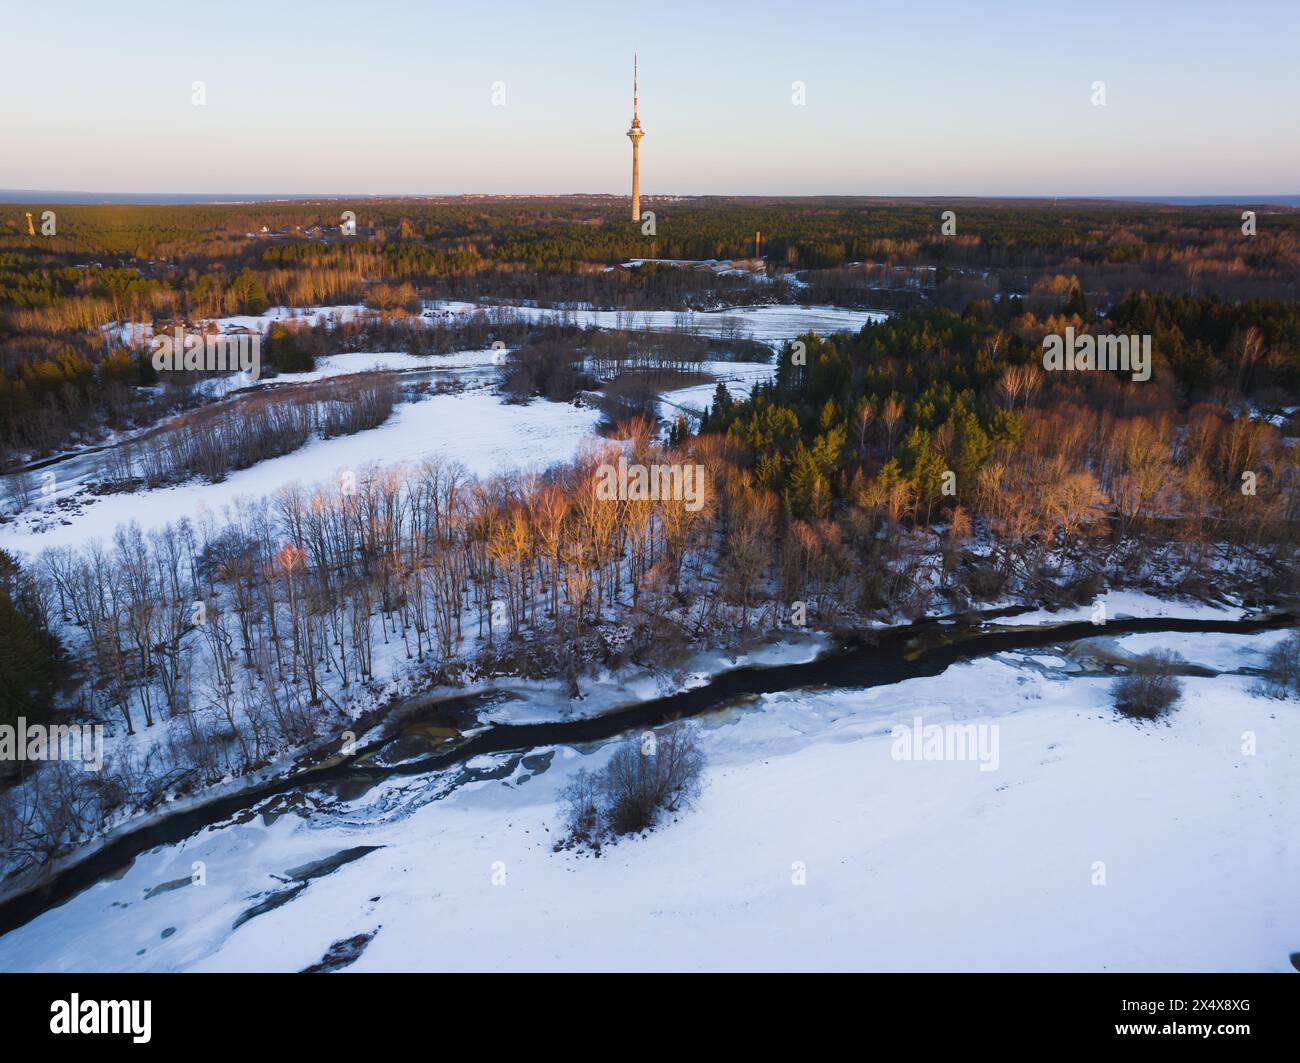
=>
[3,0,1297,195]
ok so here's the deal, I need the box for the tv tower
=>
[627,54,644,223]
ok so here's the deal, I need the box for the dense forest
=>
[703,291,1300,519]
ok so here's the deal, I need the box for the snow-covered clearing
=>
[658,360,775,423]
[431,300,886,347]
[2,630,1294,973]
[8,297,882,556]
[102,304,370,349]
[0,390,601,555]
[106,300,884,353]
[195,347,506,400]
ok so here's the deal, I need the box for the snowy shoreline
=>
[0,592,1281,919]
[1,618,1295,972]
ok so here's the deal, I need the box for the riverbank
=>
[0,597,1291,943]
[0,620,1295,972]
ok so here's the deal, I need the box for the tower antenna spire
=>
[627,53,645,223]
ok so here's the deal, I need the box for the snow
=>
[102,304,369,349]
[0,390,602,554]
[494,630,834,724]
[268,348,506,382]
[195,348,507,400]
[428,301,885,347]
[2,630,1295,972]
[14,294,876,555]
[107,301,883,354]
[657,359,775,423]
[997,591,1246,627]
[1113,628,1293,671]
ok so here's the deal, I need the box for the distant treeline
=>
[3,197,1296,323]
[1,196,1297,467]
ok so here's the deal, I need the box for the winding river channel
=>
[0,606,1291,940]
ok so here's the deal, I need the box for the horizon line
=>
[3,190,1299,206]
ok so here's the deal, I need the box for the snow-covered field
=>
[195,347,506,400]
[0,389,602,554]
[3,630,1294,973]
[6,297,881,556]
[429,301,886,346]
[108,299,884,353]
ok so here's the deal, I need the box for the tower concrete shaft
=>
[629,135,642,222]
[627,54,644,223]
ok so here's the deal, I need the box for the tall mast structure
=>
[627,54,644,223]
